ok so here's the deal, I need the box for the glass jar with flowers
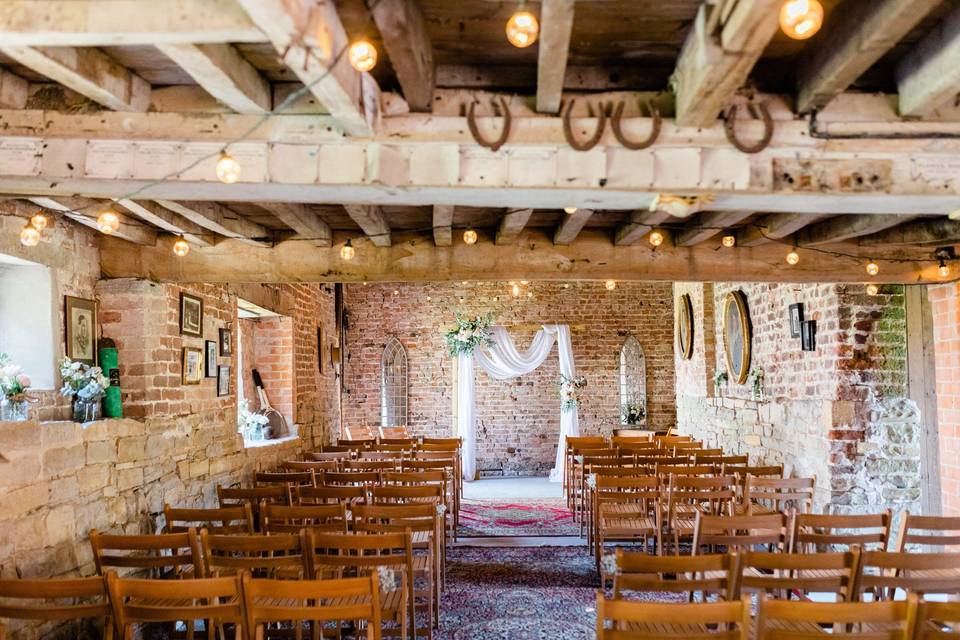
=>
[0,353,36,422]
[59,357,111,423]
[237,399,269,442]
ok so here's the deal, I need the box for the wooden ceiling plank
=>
[896,5,960,118]
[343,204,391,247]
[29,196,157,245]
[676,211,754,247]
[432,204,454,247]
[860,218,960,246]
[258,202,331,247]
[495,208,534,245]
[0,45,149,111]
[369,0,435,112]
[735,213,827,247]
[614,211,673,246]
[236,0,376,136]
[672,0,781,127]
[536,0,575,114]
[115,199,214,247]
[155,43,271,114]
[797,214,922,246]
[0,69,27,109]
[155,200,270,246]
[554,208,593,245]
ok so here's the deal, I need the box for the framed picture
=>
[722,290,752,385]
[204,340,217,377]
[788,303,805,339]
[217,365,231,397]
[180,292,203,337]
[801,320,817,352]
[182,347,203,385]
[65,295,97,365]
[219,328,233,356]
[317,325,324,374]
[676,293,694,360]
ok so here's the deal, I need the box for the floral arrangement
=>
[237,399,269,441]
[444,312,494,357]
[713,370,728,390]
[59,357,110,402]
[749,367,765,401]
[620,402,646,425]
[557,374,587,412]
[0,353,33,401]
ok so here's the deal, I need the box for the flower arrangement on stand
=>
[444,312,494,357]
[749,367,766,402]
[620,401,646,425]
[238,399,269,442]
[713,370,728,396]
[0,353,36,422]
[59,357,111,423]
[558,374,587,412]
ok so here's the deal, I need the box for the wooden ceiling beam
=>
[536,0,575,114]
[343,204,391,247]
[0,69,27,109]
[432,205,454,247]
[0,45,149,111]
[735,213,827,247]
[495,208,534,245]
[236,0,376,136]
[796,214,921,246]
[257,202,331,247]
[29,196,158,245]
[672,0,781,127]
[676,211,754,247]
[614,211,674,246]
[554,208,593,245]
[155,200,270,246]
[155,43,271,114]
[796,0,941,113]
[115,199,215,247]
[860,217,960,246]
[369,0,435,112]
[896,5,960,118]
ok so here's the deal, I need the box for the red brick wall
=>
[342,281,676,476]
[929,282,960,514]
[251,316,295,424]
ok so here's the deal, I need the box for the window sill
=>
[242,433,299,449]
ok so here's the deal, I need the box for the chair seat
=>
[602,517,659,537]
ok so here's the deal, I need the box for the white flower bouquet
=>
[558,374,587,412]
[59,357,110,402]
[444,312,494,357]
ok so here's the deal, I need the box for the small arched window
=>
[619,336,647,425]
[380,337,408,427]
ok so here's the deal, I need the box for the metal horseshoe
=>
[562,99,607,151]
[610,100,662,150]
[724,102,774,154]
[467,97,512,152]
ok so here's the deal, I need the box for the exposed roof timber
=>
[432,205,454,247]
[155,200,270,246]
[436,64,665,91]
[860,217,960,246]
[554,208,594,245]
[236,0,376,136]
[796,0,942,113]
[0,45,149,111]
[155,43,271,114]
[369,0,435,112]
[614,211,673,246]
[735,213,827,247]
[796,214,922,246]
[343,204,391,247]
[675,211,754,247]
[537,0,575,114]
[115,199,215,247]
[257,203,331,247]
[29,196,158,245]
[896,4,960,118]
[0,69,27,109]
[495,208,534,245]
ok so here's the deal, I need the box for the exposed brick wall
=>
[251,316,295,425]
[238,318,257,406]
[929,282,960,515]
[342,281,676,476]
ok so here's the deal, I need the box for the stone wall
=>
[342,280,676,476]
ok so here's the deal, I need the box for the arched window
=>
[380,337,408,427]
[619,336,647,425]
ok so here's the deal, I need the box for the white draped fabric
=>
[458,324,579,482]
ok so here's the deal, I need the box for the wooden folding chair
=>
[306,450,352,462]
[755,592,917,640]
[738,549,861,602]
[793,511,893,553]
[90,528,202,580]
[279,459,339,473]
[613,550,738,603]
[596,591,751,639]
[594,475,661,570]
[743,476,815,515]
[216,485,289,528]
[565,436,609,504]
[200,529,310,579]
[661,475,737,555]
[692,512,790,556]
[345,459,401,473]
[915,600,960,640]
[260,502,349,535]
[253,470,316,488]
[0,576,113,640]
[321,470,382,487]
[379,425,409,439]
[380,437,417,446]
[696,455,749,467]
[343,425,378,442]
[164,503,254,535]
[297,484,368,506]
[855,551,960,602]
[401,460,459,528]
[896,513,960,552]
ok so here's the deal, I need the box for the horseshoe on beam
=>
[467,97,512,152]
[562,99,607,151]
[723,102,774,154]
[610,100,662,150]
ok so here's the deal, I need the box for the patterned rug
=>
[458,499,579,537]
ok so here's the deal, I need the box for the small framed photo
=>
[219,328,233,356]
[65,295,97,365]
[788,303,805,339]
[801,320,817,352]
[182,347,203,385]
[180,292,203,337]
[204,340,217,377]
[217,365,231,397]
[317,325,324,374]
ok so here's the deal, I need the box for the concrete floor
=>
[462,476,563,500]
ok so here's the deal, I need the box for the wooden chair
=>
[380,437,417,446]
[0,576,113,640]
[344,459,401,473]
[401,460,459,528]
[242,572,382,640]
[306,450,352,462]
[855,551,960,601]
[565,436,609,504]
[656,464,717,477]
[692,512,790,555]
[696,454,749,466]
[216,485,289,528]
[362,448,409,457]
[613,550,738,603]
[253,470,316,488]
[200,529,311,579]
[163,503,254,535]
[106,572,244,640]
[279,459,339,473]
[755,592,917,640]
[338,438,377,452]
[260,502,349,535]
[596,592,751,640]
[661,475,737,555]
[914,600,960,640]
[90,528,202,579]
[379,425,409,439]
[575,450,623,526]
[793,511,893,553]
[738,549,861,602]
[743,476,815,515]
[343,425,378,441]
[321,470,381,487]
[691,448,724,458]
[297,484,368,506]
[594,475,661,569]
[315,446,358,455]
[896,513,960,552]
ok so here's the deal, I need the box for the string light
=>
[721,235,736,248]
[866,261,880,277]
[780,0,824,40]
[648,231,664,247]
[463,229,478,245]
[348,40,378,72]
[866,284,880,296]
[520,280,528,285]
[563,207,578,214]
[786,250,800,265]
[173,238,190,257]
[96,210,121,235]
[605,280,617,290]
[340,239,355,260]
[30,211,48,231]
[215,152,241,184]
[393,289,400,296]
[939,259,951,278]
[19,224,39,247]
[505,9,539,48]
[511,283,520,297]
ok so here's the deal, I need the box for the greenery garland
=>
[445,312,494,357]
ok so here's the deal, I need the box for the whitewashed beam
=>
[0,45,149,111]
[343,204,391,247]
[897,5,960,118]
[258,202,331,247]
[797,214,921,246]
[432,205,454,247]
[735,213,827,247]
[156,200,270,246]
[672,0,781,127]
[155,43,271,114]
[29,196,157,245]
[236,0,376,136]
[796,0,941,113]
[536,0,575,114]
[615,211,674,246]
[554,208,593,245]
[496,208,534,245]
[115,199,214,247]
[0,0,266,46]
[369,0,434,112]
[0,69,27,109]
[860,218,960,246]
[676,211,755,246]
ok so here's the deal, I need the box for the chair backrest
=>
[692,512,789,554]
[0,576,112,634]
[657,464,716,476]
[597,592,750,640]
[420,437,462,447]
[199,529,310,578]
[697,454,749,466]
[723,464,784,479]
[338,437,377,450]
[380,437,417,446]
[363,447,408,456]
[744,476,815,514]
[665,475,736,520]
[915,600,960,640]
[793,511,892,553]
[855,551,960,600]
[612,435,654,446]
[306,450,352,462]
[316,445,357,454]
[378,425,409,439]
[656,435,694,444]
[691,448,724,458]
[738,550,860,601]
[418,441,459,453]
[755,593,916,640]
[242,573,382,640]
[280,459,339,473]
[254,470,316,487]
[382,470,446,486]
[897,513,960,551]
[321,470,381,486]
[351,503,439,536]
[370,484,443,505]
[260,502,349,535]
[635,455,689,466]
[297,484,367,505]
[613,550,737,600]
[163,503,254,535]
[90,529,201,579]
[344,459,400,472]
[595,475,660,509]
[216,484,289,509]
[567,436,607,451]
[343,425,378,441]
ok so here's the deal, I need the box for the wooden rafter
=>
[343,204,391,247]
[896,4,960,118]
[0,69,27,109]
[155,43,271,114]
[258,203,331,247]
[155,200,270,246]
[369,0,435,112]
[796,214,921,246]
[614,211,674,246]
[675,211,754,247]
[536,0,575,114]
[115,199,214,247]
[432,205,454,247]
[29,196,158,245]
[554,208,593,245]
[860,217,960,246]
[735,213,826,247]
[495,209,534,245]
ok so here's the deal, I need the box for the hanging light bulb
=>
[866,261,880,276]
[19,224,40,247]
[97,209,121,235]
[511,283,520,297]
[866,284,880,296]
[786,250,800,265]
[340,239,355,260]
[520,280,529,285]
[563,207,578,214]
[648,230,664,247]
[939,259,951,278]
[721,235,736,248]
[173,238,190,257]
[780,0,824,40]
[605,280,617,290]
[393,289,400,296]
[348,40,378,72]
[30,211,48,231]
[463,229,478,245]
[506,9,539,48]
[215,152,241,184]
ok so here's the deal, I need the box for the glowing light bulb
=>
[348,40,378,72]
[393,290,400,296]
[786,250,800,265]
[173,238,190,257]
[649,231,664,247]
[340,239,355,260]
[463,229,478,245]
[19,224,39,247]
[97,210,120,235]
[564,207,578,214]
[520,280,528,285]
[866,261,879,277]
[216,153,240,184]
[506,10,539,48]
[511,283,520,297]
[605,280,617,290]
[780,0,824,40]
[30,211,48,231]
[866,284,879,296]
[940,260,951,278]
[721,235,736,248]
